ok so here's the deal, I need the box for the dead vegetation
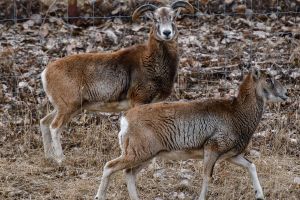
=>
[0,0,300,199]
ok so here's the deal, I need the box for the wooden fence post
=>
[68,0,78,23]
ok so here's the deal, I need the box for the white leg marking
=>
[248,163,264,199]
[40,111,57,159]
[125,170,139,200]
[50,126,65,164]
[95,166,113,200]
[198,150,218,200]
[40,121,53,158]
[199,176,209,200]
[228,155,264,199]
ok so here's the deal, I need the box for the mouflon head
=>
[250,68,288,102]
[132,1,194,41]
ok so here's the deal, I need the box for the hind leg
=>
[95,156,150,200]
[50,110,78,164]
[125,161,150,200]
[95,156,132,200]
[198,149,219,200]
[40,110,56,159]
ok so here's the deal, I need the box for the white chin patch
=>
[159,33,173,41]
[159,24,174,40]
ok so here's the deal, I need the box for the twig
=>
[200,64,239,71]
[40,0,58,30]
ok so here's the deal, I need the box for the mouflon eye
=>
[266,78,273,85]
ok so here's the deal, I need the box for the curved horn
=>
[132,4,158,21]
[171,1,194,13]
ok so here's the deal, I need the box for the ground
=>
[0,1,300,200]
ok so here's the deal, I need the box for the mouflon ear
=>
[145,12,154,21]
[251,67,261,80]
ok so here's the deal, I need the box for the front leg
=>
[124,161,150,200]
[198,149,219,200]
[129,83,158,107]
[227,155,264,200]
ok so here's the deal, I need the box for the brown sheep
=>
[40,1,194,164]
[95,68,288,200]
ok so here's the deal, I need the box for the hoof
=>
[44,149,55,160]
[94,194,106,200]
[55,156,65,165]
[44,154,65,166]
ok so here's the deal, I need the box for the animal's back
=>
[125,100,235,150]
[126,99,235,120]
[42,52,136,104]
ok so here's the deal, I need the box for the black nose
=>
[281,96,288,101]
[280,93,288,100]
[163,30,171,37]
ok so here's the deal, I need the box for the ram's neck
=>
[142,28,178,77]
[232,75,265,140]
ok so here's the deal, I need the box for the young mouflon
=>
[94,68,288,200]
[40,1,194,164]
